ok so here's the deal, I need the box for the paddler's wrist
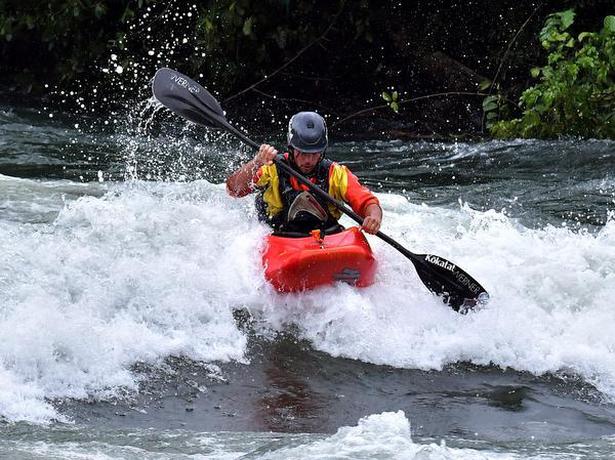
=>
[365,203,383,220]
[248,157,262,173]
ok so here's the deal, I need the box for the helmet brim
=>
[292,146,325,154]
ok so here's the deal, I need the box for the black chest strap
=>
[277,158,333,212]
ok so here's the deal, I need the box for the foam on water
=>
[0,174,105,223]
[260,194,615,398]
[258,195,615,399]
[258,411,515,460]
[0,179,256,423]
[4,411,579,459]
[1,176,615,423]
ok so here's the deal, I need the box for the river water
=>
[1,103,615,458]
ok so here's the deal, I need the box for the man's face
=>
[293,149,321,174]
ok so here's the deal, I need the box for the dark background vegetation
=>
[1,0,612,138]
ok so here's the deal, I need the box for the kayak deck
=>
[262,227,377,292]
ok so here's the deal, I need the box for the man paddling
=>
[226,111,382,235]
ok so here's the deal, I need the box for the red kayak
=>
[262,227,377,292]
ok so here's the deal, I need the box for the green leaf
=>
[558,9,575,30]
[479,79,492,90]
[548,52,563,64]
[482,95,498,112]
[204,17,214,33]
[381,91,391,102]
[565,38,575,47]
[578,32,592,41]
[483,101,498,112]
[242,17,253,36]
[392,91,398,101]
[604,16,615,33]
[390,101,399,113]
[530,67,541,78]
[94,3,106,19]
[554,31,569,42]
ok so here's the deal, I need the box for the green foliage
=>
[489,10,615,139]
[381,90,399,113]
[479,79,492,91]
[0,0,375,111]
[0,0,153,91]
[193,0,371,93]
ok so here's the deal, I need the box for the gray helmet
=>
[287,112,328,154]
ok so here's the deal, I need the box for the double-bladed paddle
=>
[151,68,489,312]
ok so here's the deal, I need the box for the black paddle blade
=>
[413,254,489,313]
[152,68,226,129]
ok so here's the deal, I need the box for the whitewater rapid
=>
[7,409,611,459]
[1,175,615,423]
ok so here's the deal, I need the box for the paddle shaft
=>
[160,69,394,249]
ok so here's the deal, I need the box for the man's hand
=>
[227,143,278,197]
[362,204,382,234]
[254,144,278,167]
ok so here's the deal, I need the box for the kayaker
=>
[226,111,382,235]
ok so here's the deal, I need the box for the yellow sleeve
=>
[253,164,273,189]
[328,163,379,218]
[253,164,284,218]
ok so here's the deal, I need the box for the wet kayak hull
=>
[262,227,377,292]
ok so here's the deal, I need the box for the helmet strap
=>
[288,146,297,166]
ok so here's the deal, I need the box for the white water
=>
[5,410,612,459]
[257,411,515,460]
[1,175,615,423]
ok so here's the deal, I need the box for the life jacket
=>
[255,157,339,233]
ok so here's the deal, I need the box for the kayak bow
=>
[262,227,377,292]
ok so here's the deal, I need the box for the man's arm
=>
[226,144,278,197]
[330,164,383,234]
